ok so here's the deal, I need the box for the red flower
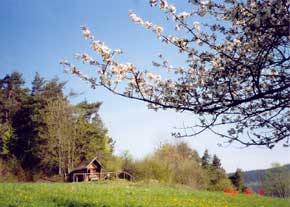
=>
[224,188,238,196]
[258,189,265,196]
[243,188,252,195]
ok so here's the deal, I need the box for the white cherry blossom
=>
[62,0,290,148]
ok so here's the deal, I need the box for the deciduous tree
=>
[62,0,290,148]
[262,163,290,198]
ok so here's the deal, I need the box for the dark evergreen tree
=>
[201,149,210,169]
[229,168,245,191]
[201,150,233,191]
[31,72,46,96]
[0,72,28,160]
[212,154,221,169]
[11,102,40,180]
[0,72,28,123]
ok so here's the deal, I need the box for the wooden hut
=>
[68,157,134,182]
[68,157,103,182]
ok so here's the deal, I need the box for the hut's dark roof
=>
[70,157,103,173]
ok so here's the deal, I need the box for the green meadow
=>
[0,181,289,207]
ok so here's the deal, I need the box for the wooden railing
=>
[72,171,133,182]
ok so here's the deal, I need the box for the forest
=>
[0,72,114,181]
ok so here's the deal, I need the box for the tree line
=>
[0,72,114,181]
[0,72,240,190]
[1,72,288,198]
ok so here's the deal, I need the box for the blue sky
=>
[1,0,289,172]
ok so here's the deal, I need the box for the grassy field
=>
[0,181,289,207]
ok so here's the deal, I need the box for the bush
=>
[0,157,25,182]
[132,142,207,189]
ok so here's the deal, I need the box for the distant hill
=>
[242,164,290,191]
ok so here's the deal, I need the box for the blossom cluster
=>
[128,11,164,36]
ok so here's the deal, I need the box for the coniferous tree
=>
[212,154,221,169]
[229,168,245,191]
[201,149,210,169]
[0,72,28,159]
[74,101,114,165]
[31,72,46,96]
[201,150,233,191]
[11,101,40,178]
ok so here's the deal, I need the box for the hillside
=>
[0,181,289,207]
[243,164,290,191]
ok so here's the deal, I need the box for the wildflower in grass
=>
[223,188,238,196]
[258,189,265,196]
[243,188,252,196]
